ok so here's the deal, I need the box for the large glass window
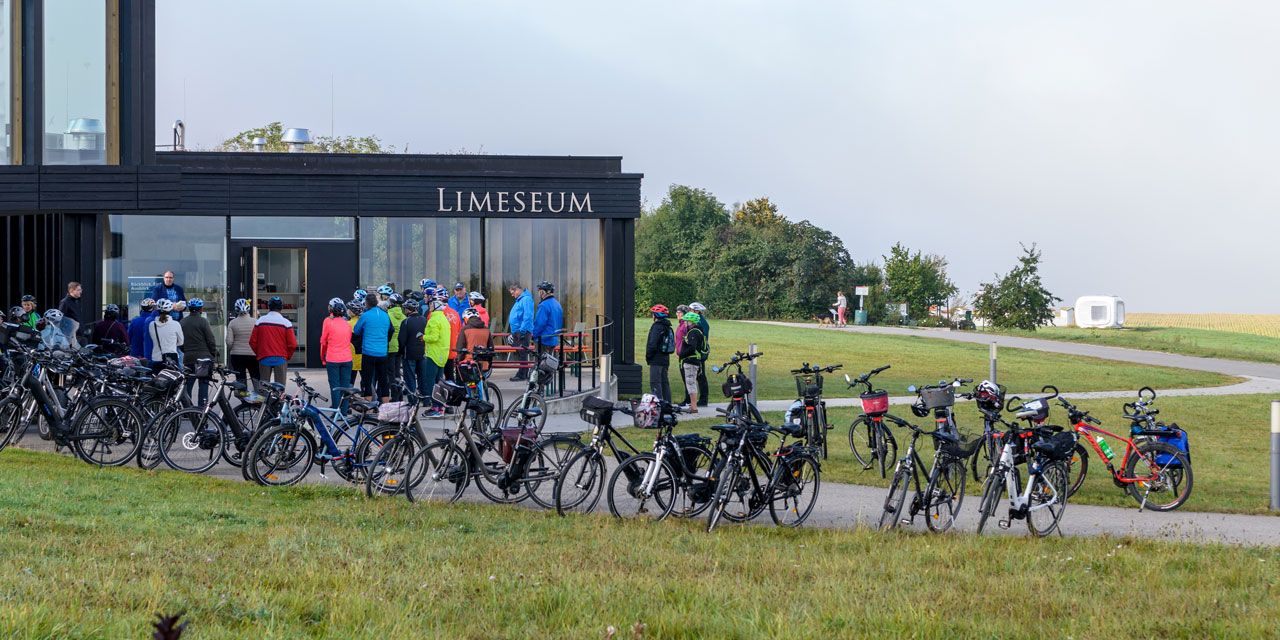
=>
[231,216,354,240]
[359,218,481,295]
[43,0,108,165]
[102,215,228,358]
[484,219,603,333]
[0,0,11,164]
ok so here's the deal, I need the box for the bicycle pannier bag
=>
[538,352,559,377]
[144,368,182,395]
[1032,431,1077,461]
[860,391,890,416]
[722,373,752,399]
[191,358,214,379]
[378,401,413,423]
[920,385,955,410]
[1151,425,1190,465]
[579,396,614,426]
[431,380,467,407]
[499,425,538,463]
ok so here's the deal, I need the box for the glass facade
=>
[359,217,482,295]
[231,216,354,240]
[484,219,603,332]
[0,0,10,164]
[43,0,108,165]
[102,215,228,355]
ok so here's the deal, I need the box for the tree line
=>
[636,184,1059,331]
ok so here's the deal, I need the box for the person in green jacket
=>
[423,294,452,417]
[386,293,407,400]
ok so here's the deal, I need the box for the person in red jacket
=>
[249,296,297,385]
[468,291,490,327]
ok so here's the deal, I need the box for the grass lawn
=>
[974,325,1280,366]
[633,320,1238,401]
[614,393,1280,515]
[1,448,1277,639]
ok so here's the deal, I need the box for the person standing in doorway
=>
[320,298,353,412]
[506,283,535,381]
[180,298,218,406]
[677,311,707,415]
[58,282,83,347]
[835,291,848,327]
[249,296,297,385]
[226,299,257,383]
[352,292,393,403]
[385,293,407,400]
[645,304,674,403]
[689,302,710,407]
[149,271,187,320]
[398,299,429,395]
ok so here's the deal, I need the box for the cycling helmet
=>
[974,380,1004,412]
[403,299,420,313]
[431,288,449,302]
[681,311,701,323]
[468,291,485,303]
[536,281,555,294]
[104,304,120,318]
[420,279,437,290]
[267,296,284,311]
[187,298,204,309]
[409,290,424,302]
[377,285,394,296]
[453,282,466,291]
[632,393,660,429]
[462,308,480,321]
[155,299,175,313]
[234,298,251,315]
[649,304,669,315]
[354,288,368,300]
[141,297,156,311]
[9,306,22,319]
[20,294,35,303]
[328,297,347,315]
[388,293,404,306]
[690,302,707,313]
[348,298,364,315]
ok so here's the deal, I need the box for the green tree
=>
[220,122,394,153]
[972,244,1061,331]
[882,242,957,322]
[634,185,730,272]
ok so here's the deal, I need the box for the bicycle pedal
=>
[998,519,1011,529]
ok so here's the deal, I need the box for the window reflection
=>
[359,218,481,294]
[484,219,602,332]
[44,0,108,165]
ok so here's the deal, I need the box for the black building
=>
[0,1,641,389]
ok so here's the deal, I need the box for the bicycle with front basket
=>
[844,365,897,478]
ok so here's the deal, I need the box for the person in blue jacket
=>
[128,298,156,360]
[149,271,187,320]
[447,282,471,316]
[352,292,395,403]
[138,299,161,364]
[532,281,563,357]
[506,283,536,381]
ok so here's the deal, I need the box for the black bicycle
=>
[605,399,714,520]
[844,365,898,478]
[790,362,840,459]
[710,351,764,425]
[705,418,821,531]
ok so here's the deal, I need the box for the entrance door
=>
[244,247,308,367]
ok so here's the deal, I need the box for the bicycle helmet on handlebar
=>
[974,380,1004,412]
[44,309,63,324]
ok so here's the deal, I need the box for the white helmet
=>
[462,308,481,321]
[155,299,175,313]
[44,308,64,324]
[689,302,707,313]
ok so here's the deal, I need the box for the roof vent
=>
[251,137,266,152]
[282,128,312,153]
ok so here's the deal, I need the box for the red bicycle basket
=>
[861,391,889,416]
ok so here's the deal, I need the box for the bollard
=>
[600,353,614,402]
[989,343,997,385]
[748,343,758,406]
[1272,400,1279,510]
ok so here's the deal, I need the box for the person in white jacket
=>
[149,299,185,373]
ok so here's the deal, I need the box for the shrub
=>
[635,272,699,312]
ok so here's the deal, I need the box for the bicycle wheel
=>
[925,457,967,533]
[975,469,1004,534]
[716,452,768,523]
[352,424,414,487]
[500,395,548,433]
[220,403,261,467]
[240,418,281,483]
[706,455,743,532]
[72,398,144,467]
[768,454,821,527]
[554,448,607,516]
[156,409,226,474]
[970,434,998,483]
[485,382,504,421]
[1124,441,1193,511]
[0,398,21,453]
[878,468,911,531]
[364,433,420,497]
[849,417,895,478]
[405,440,469,504]
[248,426,315,487]
[475,431,529,504]
[1027,460,1070,537]
[607,453,677,521]
[524,436,586,509]
[671,443,714,518]
[1065,443,1089,498]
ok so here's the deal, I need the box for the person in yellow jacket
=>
[348,298,364,402]
[423,291,452,417]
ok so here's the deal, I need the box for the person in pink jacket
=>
[320,298,354,412]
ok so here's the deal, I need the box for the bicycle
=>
[1058,388,1193,511]
[553,396,648,515]
[975,398,1076,536]
[789,362,841,459]
[710,351,764,425]
[151,366,272,473]
[705,418,821,531]
[497,346,556,433]
[605,398,715,521]
[844,365,898,478]
[877,379,980,532]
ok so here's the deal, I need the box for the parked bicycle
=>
[552,396,648,515]
[710,351,764,425]
[605,397,714,520]
[705,414,821,531]
[975,396,1076,536]
[789,362,840,459]
[844,365,897,478]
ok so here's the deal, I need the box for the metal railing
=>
[491,314,614,399]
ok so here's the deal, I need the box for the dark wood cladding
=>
[0,165,181,212]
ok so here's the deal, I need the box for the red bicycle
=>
[1057,389,1193,511]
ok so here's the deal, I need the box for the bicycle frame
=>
[1071,421,1158,484]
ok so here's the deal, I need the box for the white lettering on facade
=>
[548,192,565,213]
[569,193,592,213]
[436,190,591,213]
[530,191,543,212]
[513,191,526,213]
[469,192,491,212]
[497,192,509,212]
[437,187,453,212]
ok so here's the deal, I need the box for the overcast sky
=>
[156,2,1275,313]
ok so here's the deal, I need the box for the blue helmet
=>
[377,285,394,296]
[354,289,368,300]
[187,298,204,309]
[267,296,284,311]
[420,279,437,290]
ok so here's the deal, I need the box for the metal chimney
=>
[251,137,266,152]
[282,128,312,153]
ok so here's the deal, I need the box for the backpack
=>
[660,326,675,355]
[683,327,708,362]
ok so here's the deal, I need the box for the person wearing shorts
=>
[676,311,706,414]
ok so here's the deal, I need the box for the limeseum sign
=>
[436,188,593,214]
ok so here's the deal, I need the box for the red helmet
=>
[649,304,669,315]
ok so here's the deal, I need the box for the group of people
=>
[2,283,87,352]
[644,301,711,414]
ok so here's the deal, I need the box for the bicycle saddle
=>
[710,423,742,432]
[515,406,541,418]
[332,387,363,396]
[932,429,960,444]
[470,399,496,415]
[228,381,248,391]
[778,422,806,439]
